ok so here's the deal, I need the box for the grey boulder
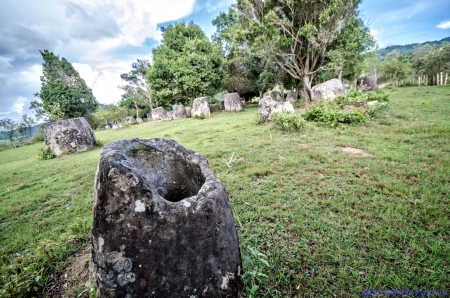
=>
[192,97,211,118]
[311,78,346,101]
[357,76,378,92]
[224,93,244,112]
[172,104,187,120]
[44,117,97,156]
[151,107,167,121]
[258,96,295,122]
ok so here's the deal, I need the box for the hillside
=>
[377,36,450,59]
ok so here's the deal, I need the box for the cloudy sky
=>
[1,0,449,122]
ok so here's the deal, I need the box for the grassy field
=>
[1,86,449,297]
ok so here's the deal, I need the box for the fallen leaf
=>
[359,271,366,275]
[425,268,434,273]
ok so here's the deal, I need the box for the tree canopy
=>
[31,50,98,120]
[232,0,363,101]
[148,22,225,106]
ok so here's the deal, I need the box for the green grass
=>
[1,85,450,297]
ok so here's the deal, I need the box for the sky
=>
[0,0,449,122]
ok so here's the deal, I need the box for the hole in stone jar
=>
[125,143,205,202]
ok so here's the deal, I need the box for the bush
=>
[366,102,389,118]
[38,147,55,160]
[193,113,205,120]
[253,113,265,125]
[304,102,366,126]
[271,112,306,131]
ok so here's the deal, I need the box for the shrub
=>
[253,113,265,125]
[304,102,366,126]
[366,102,389,118]
[32,124,45,143]
[271,112,306,131]
[193,113,205,120]
[38,147,55,160]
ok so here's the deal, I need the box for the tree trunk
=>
[445,73,448,85]
[294,80,300,100]
[338,68,343,83]
[259,91,263,99]
[302,75,313,103]
[279,81,284,100]
[134,102,139,119]
[9,138,16,148]
[441,72,443,86]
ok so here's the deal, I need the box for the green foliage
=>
[380,50,413,82]
[0,118,18,148]
[366,102,389,118]
[271,112,306,131]
[253,113,265,125]
[32,124,45,143]
[241,246,271,298]
[38,147,55,160]
[31,50,98,120]
[17,115,37,137]
[304,102,366,126]
[148,22,225,106]
[193,113,205,120]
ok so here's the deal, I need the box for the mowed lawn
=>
[1,86,449,297]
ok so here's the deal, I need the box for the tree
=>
[17,114,37,137]
[31,50,98,120]
[326,16,375,82]
[0,118,18,148]
[119,59,153,118]
[235,0,362,102]
[148,22,225,106]
[380,50,413,84]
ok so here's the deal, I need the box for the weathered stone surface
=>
[44,117,96,156]
[151,107,167,121]
[192,97,211,118]
[146,113,153,122]
[123,116,137,124]
[344,83,352,90]
[258,96,295,122]
[172,104,187,120]
[270,91,282,102]
[209,103,222,113]
[90,138,242,298]
[162,111,173,121]
[357,76,378,92]
[224,93,244,112]
[185,107,192,118]
[311,78,346,101]
[284,90,296,103]
[136,118,143,124]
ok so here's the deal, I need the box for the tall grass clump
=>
[271,112,306,131]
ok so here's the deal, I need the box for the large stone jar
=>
[90,138,242,298]
[44,117,97,156]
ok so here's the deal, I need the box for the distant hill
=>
[377,36,450,60]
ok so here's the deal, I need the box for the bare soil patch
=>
[340,147,373,157]
[50,245,90,298]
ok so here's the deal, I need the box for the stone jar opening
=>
[124,142,205,202]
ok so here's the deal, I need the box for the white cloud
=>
[11,97,27,115]
[437,20,450,29]
[370,28,385,40]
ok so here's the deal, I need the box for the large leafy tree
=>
[148,22,225,106]
[31,50,98,120]
[234,0,362,102]
[326,16,375,82]
[119,59,153,118]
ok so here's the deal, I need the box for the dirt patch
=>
[50,245,91,298]
[340,147,373,157]
[296,143,309,150]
